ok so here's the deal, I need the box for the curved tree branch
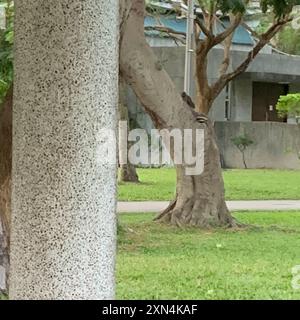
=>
[213,13,242,45]
[210,16,292,101]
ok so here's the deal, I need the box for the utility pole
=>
[184,0,195,96]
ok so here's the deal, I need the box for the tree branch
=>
[219,31,233,76]
[144,25,186,37]
[120,0,199,131]
[213,13,242,45]
[144,25,186,44]
[210,17,292,100]
[225,17,292,81]
[194,16,213,38]
[240,21,262,39]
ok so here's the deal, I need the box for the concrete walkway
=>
[117,200,300,213]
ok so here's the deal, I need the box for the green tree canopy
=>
[276,93,300,118]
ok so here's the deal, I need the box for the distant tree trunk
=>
[118,78,139,183]
[0,88,12,295]
[120,0,235,227]
[241,150,247,169]
[119,163,139,183]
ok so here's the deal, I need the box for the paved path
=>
[117,200,300,213]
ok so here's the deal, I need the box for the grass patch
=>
[2,211,299,300]
[117,211,300,299]
[118,168,300,201]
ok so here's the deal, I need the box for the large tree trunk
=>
[120,0,235,228]
[0,88,12,295]
[118,79,139,183]
[155,126,232,227]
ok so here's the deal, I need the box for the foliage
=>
[232,134,253,168]
[118,168,300,200]
[276,24,300,54]
[231,134,254,152]
[0,0,13,104]
[195,0,300,17]
[196,0,247,15]
[256,6,300,55]
[260,0,300,17]
[276,93,300,119]
[117,211,300,299]
[194,0,299,17]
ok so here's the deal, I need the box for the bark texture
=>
[118,78,139,183]
[0,88,12,295]
[120,0,235,227]
[119,163,139,183]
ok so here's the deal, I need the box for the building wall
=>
[215,121,300,169]
[146,36,273,53]
[125,46,235,124]
[125,45,300,127]
[290,83,300,93]
[125,44,300,170]
[230,78,252,121]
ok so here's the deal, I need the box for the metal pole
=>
[184,0,195,96]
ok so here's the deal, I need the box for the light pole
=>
[184,0,195,96]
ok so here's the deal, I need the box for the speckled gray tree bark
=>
[10,0,119,300]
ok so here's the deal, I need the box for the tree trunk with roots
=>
[120,0,235,227]
[120,0,291,226]
[0,88,12,295]
[119,163,139,183]
[118,78,139,183]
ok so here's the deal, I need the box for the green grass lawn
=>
[2,211,299,300]
[118,168,300,201]
[117,211,300,300]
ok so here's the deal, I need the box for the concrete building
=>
[126,13,300,126]
[125,8,300,170]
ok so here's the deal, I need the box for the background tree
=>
[0,0,13,102]
[119,0,298,227]
[118,78,140,183]
[147,0,297,113]
[276,25,300,54]
[276,93,300,122]
[120,0,236,227]
[256,5,300,55]
[0,0,13,295]
[0,88,12,295]
[231,134,254,169]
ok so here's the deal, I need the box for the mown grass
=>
[2,211,299,300]
[117,211,300,300]
[118,168,300,201]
